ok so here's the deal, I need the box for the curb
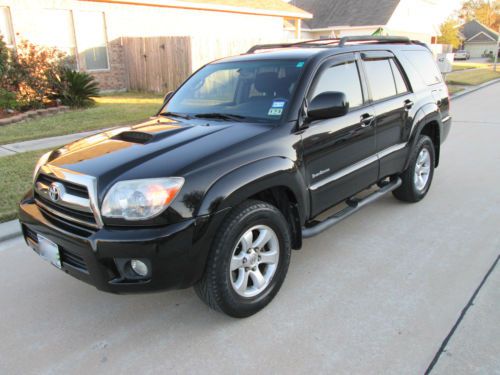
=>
[0,106,70,126]
[0,220,22,243]
[450,78,500,99]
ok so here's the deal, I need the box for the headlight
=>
[101,178,184,220]
[33,151,52,182]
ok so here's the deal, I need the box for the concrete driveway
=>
[1,83,499,375]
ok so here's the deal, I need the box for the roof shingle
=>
[291,0,400,29]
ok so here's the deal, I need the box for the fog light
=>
[130,259,148,277]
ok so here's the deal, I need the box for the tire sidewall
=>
[410,136,435,199]
[215,205,291,316]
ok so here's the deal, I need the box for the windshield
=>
[161,59,306,122]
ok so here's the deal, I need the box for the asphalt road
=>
[1,83,499,374]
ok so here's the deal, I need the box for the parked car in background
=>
[19,36,451,318]
[454,50,470,60]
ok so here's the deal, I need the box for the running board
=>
[302,177,402,238]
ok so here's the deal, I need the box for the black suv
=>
[19,36,451,317]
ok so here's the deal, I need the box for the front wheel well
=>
[249,186,302,250]
[420,121,440,167]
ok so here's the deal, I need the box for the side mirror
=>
[163,91,174,104]
[307,91,349,122]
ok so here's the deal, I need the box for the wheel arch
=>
[197,157,308,250]
[406,104,442,170]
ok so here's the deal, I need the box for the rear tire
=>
[393,135,435,203]
[194,200,291,318]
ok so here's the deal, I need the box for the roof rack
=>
[246,35,425,54]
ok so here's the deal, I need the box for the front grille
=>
[37,174,89,199]
[60,248,88,273]
[35,193,97,228]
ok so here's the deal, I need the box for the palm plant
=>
[57,69,100,108]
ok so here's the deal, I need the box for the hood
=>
[46,117,271,194]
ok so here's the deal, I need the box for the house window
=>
[74,11,109,71]
[0,6,14,46]
[39,9,77,57]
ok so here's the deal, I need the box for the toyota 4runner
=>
[19,36,451,317]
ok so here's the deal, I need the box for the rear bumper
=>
[19,196,226,293]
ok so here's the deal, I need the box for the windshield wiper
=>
[159,111,191,120]
[194,113,246,121]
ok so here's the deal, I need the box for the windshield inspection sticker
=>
[268,100,287,116]
[268,108,283,116]
[296,61,305,68]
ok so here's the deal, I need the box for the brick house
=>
[0,0,311,91]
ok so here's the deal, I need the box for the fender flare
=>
[404,102,442,170]
[197,156,308,223]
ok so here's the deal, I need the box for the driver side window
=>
[310,61,364,108]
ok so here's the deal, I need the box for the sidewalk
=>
[0,129,101,157]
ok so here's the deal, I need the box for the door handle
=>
[404,99,414,110]
[360,113,374,128]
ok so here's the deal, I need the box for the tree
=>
[458,0,500,30]
[437,18,462,49]
[475,0,499,30]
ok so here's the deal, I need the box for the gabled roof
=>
[290,0,400,29]
[461,20,499,42]
[84,0,312,19]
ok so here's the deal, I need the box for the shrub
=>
[0,88,18,110]
[55,69,100,108]
[0,35,8,80]
[8,39,66,109]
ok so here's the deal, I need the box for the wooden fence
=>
[122,36,192,93]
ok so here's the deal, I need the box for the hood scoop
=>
[113,131,154,144]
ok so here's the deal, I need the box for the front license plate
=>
[37,234,62,269]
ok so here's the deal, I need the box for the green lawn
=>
[446,68,500,86]
[0,92,163,145]
[0,149,51,223]
[452,62,491,71]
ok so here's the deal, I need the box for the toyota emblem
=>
[48,182,64,202]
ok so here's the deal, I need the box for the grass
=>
[447,85,465,95]
[0,149,51,223]
[0,92,163,145]
[446,68,500,86]
[452,62,490,71]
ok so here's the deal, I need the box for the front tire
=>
[393,135,435,202]
[194,200,291,318]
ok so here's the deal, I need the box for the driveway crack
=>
[425,253,500,374]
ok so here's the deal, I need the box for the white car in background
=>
[454,50,470,60]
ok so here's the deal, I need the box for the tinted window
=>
[403,50,442,86]
[363,59,397,101]
[311,61,363,108]
[390,59,408,94]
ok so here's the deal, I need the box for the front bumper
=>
[19,196,225,293]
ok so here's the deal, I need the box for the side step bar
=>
[302,177,402,238]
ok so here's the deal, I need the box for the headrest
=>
[255,72,279,94]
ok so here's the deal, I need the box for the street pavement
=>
[0,83,499,374]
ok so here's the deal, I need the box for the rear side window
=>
[389,59,408,94]
[311,61,363,108]
[403,50,442,86]
[363,59,397,101]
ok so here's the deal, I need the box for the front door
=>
[301,53,378,217]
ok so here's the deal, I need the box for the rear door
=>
[360,51,415,178]
[301,53,377,217]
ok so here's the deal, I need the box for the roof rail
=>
[246,35,424,54]
[338,35,411,47]
[247,43,295,54]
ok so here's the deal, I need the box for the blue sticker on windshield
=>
[271,99,287,108]
[296,61,305,68]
